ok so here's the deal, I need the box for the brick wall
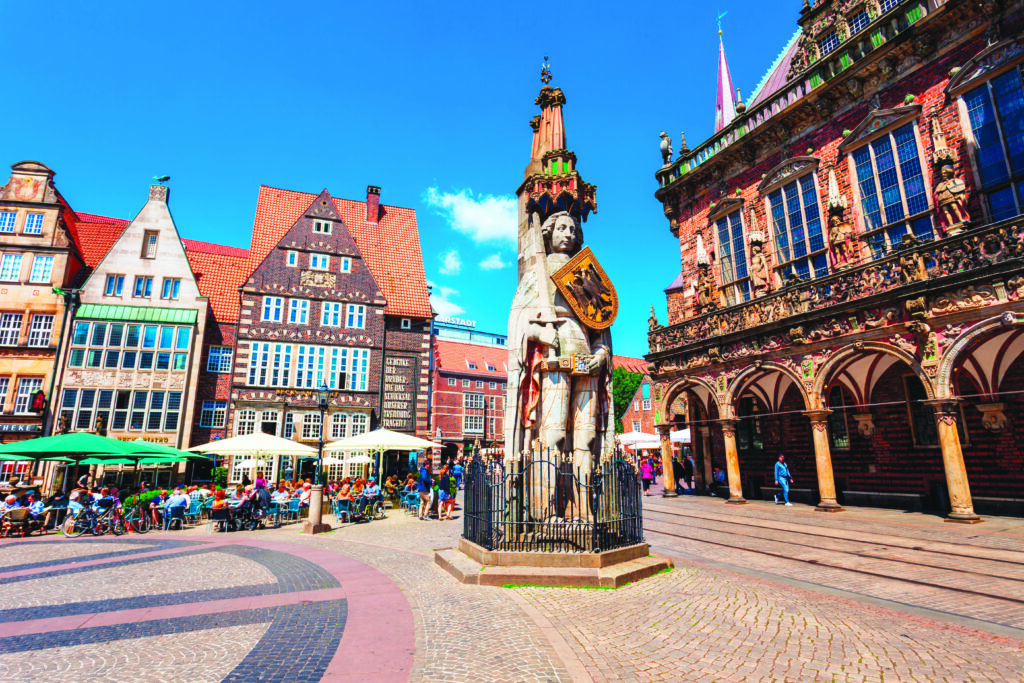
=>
[190,319,236,446]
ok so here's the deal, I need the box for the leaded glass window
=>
[768,174,828,279]
[850,122,934,258]
[715,210,749,306]
[963,66,1024,222]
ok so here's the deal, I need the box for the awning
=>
[76,303,197,325]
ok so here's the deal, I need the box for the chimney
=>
[149,184,169,204]
[366,185,380,223]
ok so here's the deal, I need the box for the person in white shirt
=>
[272,485,290,503]
[299,483,312,507]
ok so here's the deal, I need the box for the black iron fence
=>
[463,451,644,553]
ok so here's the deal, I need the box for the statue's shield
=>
[551,246,618,330]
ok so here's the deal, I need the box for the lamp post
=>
[304,383,332,534]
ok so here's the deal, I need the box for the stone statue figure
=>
[934,164,969,230]
[505,210,615,479]
[648,305,661,331]
[828,213,856,267]
[748,243,769,297]
[697,266,717,311]
[659,132,673,166]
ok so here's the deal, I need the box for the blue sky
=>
[2,1,799,358]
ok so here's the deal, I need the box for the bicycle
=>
[123,502,151,534]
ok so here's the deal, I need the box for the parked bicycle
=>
[62,500,124,538]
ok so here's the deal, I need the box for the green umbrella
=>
[0,432,140,457]
[80,457,137,466]
[0,453,37,461]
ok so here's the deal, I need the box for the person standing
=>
[774,454,794,506]
[672,456,685,494]
[417,460,433,520]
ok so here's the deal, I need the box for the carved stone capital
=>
[976,403,1008,432]
[853,413,876,438]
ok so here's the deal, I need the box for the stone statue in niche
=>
[825,168,855,268]
[934,164,969,233]
[697,266,717,311]
[747,212,770,297]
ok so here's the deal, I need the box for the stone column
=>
[303,484,332,534]
[656,424,677,497]
[804,410,843,512]
[720,419,745,504]
[927,400,982,523]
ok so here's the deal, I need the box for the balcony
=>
[648,217,1024,360]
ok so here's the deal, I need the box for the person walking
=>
[682,454,694,493]
[774,454,794,506]
[671,456,685,494]
[639,459,654,496]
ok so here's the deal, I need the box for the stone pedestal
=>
[302,484,332,534]
[435,538,672,588]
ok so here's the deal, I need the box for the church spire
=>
[715,14,737,133]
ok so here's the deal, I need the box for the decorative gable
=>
[944,36,1024,97]
[708,195,745,222]
[758,156,820,193]
[837,104,921,153]
[245,189,385,306]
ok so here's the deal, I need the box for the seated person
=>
[25,493,44,520]
[230,484,244,500]
[210,489,230,530]
[163,488,190,525]
[272,485,291,503]
[92,487,117,512]
[298,483,312,508]
[363,477,381,506]
[0,494,20,512]
[712,467,726,484]
[335,478,352,502]
[384,475,398,498]
[149,489,168,524]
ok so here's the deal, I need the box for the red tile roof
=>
[613,355,648,374]
[251,185,433,318]
[67,212,130,269]
[435,340,508,379]
[184,241,249,323]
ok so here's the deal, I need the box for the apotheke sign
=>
[436,316,476,328]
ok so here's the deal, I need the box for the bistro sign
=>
[0,423,41,433]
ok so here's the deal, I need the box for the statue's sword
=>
[528,210,559,364]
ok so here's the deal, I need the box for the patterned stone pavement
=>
[3,494,1024,682]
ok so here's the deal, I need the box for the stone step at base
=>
[435,548,673,588]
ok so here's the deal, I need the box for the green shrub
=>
[212,466,228,489]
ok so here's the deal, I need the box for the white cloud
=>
[479,253,507,271]
[439,249,462,275]
[430,285,465,317]
[424,187,517,245]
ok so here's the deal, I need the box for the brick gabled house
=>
[227,185,432,483]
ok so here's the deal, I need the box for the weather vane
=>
[717,10,728,35]
[540,56,552,85]
[153,175,170,184]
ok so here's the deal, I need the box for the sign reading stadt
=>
[381,355,417,432]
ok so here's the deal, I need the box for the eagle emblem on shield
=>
[551,246,618,330]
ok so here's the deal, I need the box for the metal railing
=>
[463,450,643,553]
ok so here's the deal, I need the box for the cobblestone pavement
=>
[0,535,409,681]
[5,495,1024,682]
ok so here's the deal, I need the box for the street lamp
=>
[304,383,332,534]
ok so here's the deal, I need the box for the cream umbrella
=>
[324,428,441,480]
[188,432,316,483]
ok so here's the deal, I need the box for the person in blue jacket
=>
[774,454,794,507]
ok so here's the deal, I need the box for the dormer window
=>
[467,361,477,369]
[400,318,411,330]
[486,363,495,371]
[818,31,839,57]
[313,220,332,234]
[142,231,158,259]
[848,10,869,35]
